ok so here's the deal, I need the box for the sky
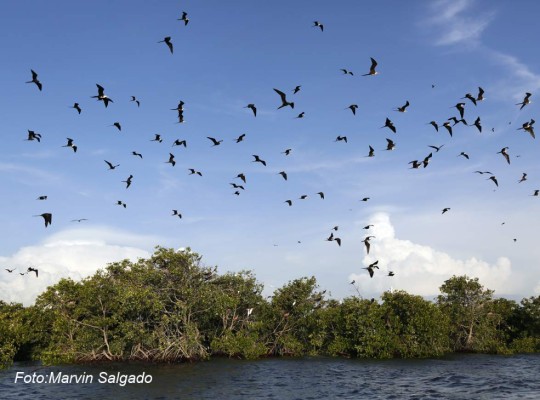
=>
[1,0,540,305]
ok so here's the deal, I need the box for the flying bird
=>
[293,85,301,94]
[26,130,41,142]
[394,101,410,112]
[122,174,133,188]
[252,155,266,166]
[104,160,120,170]
[367,146,375,157]
[442,208,451,214]
[295,112,305,119]
[477,87,485,101]
[235,134,246,143]
[36,196,47,200]
[518,173,527,183]
[453,103,466,119]
[428,121,439,132]
[347,104,358,115]
[442,122,453,137]
[282,148,292,155]
[71,103,82,114]
[132,151,143,159]
[363,225,373,230]
[172,139,187,147]
[363,260,379,278]
[62,138,77,152]
[516,92,532,110]
[362,236,375,254]
[5,268,16,273]
[26,69,42,91]
[207,137,223,146]
[166,153,176,167]
[313,21,324,31]
[278,171,288,180]
[428,144,444,152]
[172,210,182,218]
[130,96,140,107]
[462,93,477,106]
[335,135,348,143]
[381,118,396,133]
[158,36,173,54]
[110,122,121,131]
[92,84,113,107]
[116,200,127,208]
[273,88,294,109]
[245,104,257,117]
[341,68,354,75]
[236,173,246,183]
[188,169,202,176]
[488,176,499,187]
[385,138,396,151]
[317,192,325,199]
[151,134,163,143]
[362,57,378,76]
[497,147,510,164]
[409,160,421,169]
[423,153,433,168]
[472,117,482,132]
[284,200,292,206]
[458,152,469,160]
[34,213,52,227]
[532,190,539,197]
[178,11,189,25]
[27,267,38,277]
[71,218,88,223]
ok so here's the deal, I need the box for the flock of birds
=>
[3,10,539,290]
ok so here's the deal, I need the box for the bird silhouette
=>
[442,208,451,214]
[36,196,47,200]
[472,117,482,132]
[362,57,379,76]
[428,121,439,132]
[278,171,288,180]
[158,36,173,54]
[428,144,444,152]
[122,174,133,188]
[423,153,433,168]
[363,260,379,278]
[178,11,189,26]
[317,192,325,199]
[62,138,77,152]
[5,268,16,273]
[26,69,42,91]
[172,139,187,147]
[385,139,396,151]
[340,68,354,75]
[409,160,421,169]
[453,103,466,119]
[347,104,358,115]
[151,134,163,143]
[230,183,245,190]
[207,137,223,146]
[130,96,140,107]
[236,173,246,183]
[104,160,120,170]
[367,146,375,157]
[71,218,88,223]
[34,213,52,227]
[26,130,41,142]
[362,236,375,254]
[497,147,510,164]
[110,122,121,131]
[132,151,143,159]
[299,195,308,200]
[295,111,305,118]
[313,21,324,31]
[518,173,527,183]
[516,92,532,110]
[477,87,485,101]
[172,210,182,218]
[71,103,82,114]
[188,169,202,176]
[382,118,396,133]
[442,122,453,136]
[458,152,470,160]
[252,155,266,166]
[282,148,292,155]
[518,119,535,139]
[166,153,176,167]
[488,176,499,187]
[284,200,292,206]
[363,225,374,230]
[293,85,301,94]
[27,267,38,277]
[532,190,539,197]
[394,100,410,112]
[335,135,348,143]
[462,93,477,106]
[273,88,294,109]
[92,84,113,107]
[116,200,127,208]
[334,237,342,247]
[245,104,257,117]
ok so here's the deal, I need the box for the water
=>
[1,354,539,399]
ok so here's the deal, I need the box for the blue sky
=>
[1,0,540,305]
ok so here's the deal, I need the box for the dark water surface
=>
[1,354,539,399]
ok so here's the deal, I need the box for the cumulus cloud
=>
[0,226,155,306]
[349,213,513,298]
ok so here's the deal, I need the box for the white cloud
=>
[426,0,494,47]
[349,213,513,298]
[0,227,155,306]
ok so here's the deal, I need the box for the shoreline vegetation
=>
[1,247,539,369]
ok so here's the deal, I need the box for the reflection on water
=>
[1,354,539,399]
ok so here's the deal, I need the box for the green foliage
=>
[1,248,539,370]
